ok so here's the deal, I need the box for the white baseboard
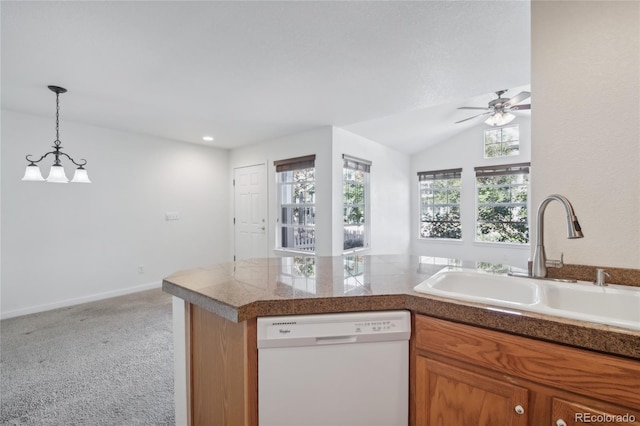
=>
[0,281,162,320]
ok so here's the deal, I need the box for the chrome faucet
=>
[594,268,610,287]
[532,194,584,278]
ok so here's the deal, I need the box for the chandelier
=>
[22,85,91,183]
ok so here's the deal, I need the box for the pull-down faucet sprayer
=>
[532,194,584,278]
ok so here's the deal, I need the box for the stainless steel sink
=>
[414,267,640,331]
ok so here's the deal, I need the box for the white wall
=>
[531,1,640,268]
[230,126,411,257]
[411,116,532,268]
[1,110,230,318]
[332,127,411,255]
[229,127,334,256]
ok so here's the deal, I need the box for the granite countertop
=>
[162,254,640,360]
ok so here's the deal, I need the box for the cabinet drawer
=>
[414,315,640,409]
[551,397,640,426]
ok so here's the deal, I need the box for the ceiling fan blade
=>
[455,112,491,124]
[457,106,490,110]
[510,104,531,111]
[504,91,531,107]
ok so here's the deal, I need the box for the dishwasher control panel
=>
[257,310,411,348]
[354,319,399,333]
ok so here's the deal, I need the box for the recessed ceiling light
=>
[202,136,214,142]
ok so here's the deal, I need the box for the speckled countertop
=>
[162,254,640,360]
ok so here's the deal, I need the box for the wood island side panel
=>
[188,304,258,426]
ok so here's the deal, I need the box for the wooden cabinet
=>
[551,398,640,426]
[187,304,257,426]
[180,305,639,426]
[413,315,640,426]
[416,357,528,425]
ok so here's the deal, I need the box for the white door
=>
[234,164,268,261]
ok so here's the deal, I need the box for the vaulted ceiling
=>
[1,1,530,154]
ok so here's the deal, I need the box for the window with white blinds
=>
[475,163,530,243]
[418,168,462,239]
[275,155,316,253]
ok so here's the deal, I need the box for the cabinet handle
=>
[556,420,567,426]
[514,405,525,415]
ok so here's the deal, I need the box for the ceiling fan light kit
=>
[22,85,91,183]
[484,111,515,126]
[456,89,531,126]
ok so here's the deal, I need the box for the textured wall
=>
[531,1,640,268]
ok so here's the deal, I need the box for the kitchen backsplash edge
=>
[526,263,640,287]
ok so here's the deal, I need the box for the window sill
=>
[274,248,316,256]
[343,247,371,255]
[416,238,464,245]
[472,241,530,249]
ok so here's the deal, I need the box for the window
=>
[484,125,520,158]
[475,163,530,243]
[343,155,370,251]
[343,255,367,294]
[277,256,316,295]
[418,168,462,239]
[417,256,462,273]
[275,155,316,253]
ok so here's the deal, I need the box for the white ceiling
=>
[1,1,530,155]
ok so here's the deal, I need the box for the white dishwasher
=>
[257,310,411,426]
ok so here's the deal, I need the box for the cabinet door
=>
[416,357,528,426]
[551,397,640,426]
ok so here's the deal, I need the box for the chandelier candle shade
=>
[22,85,91,183]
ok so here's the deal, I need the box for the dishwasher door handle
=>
[315,335,358,345]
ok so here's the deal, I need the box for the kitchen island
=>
[163,255,640,425]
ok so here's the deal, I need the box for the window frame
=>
[417,168,463,240]
[474,162,531,245]
[274,155,317,254]
[342,154,371,253]
[484,125,520,159]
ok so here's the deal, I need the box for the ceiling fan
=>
[455,90,531,126]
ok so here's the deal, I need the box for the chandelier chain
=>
[55,92,61,146]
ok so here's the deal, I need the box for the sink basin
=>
[414,269,540,306]
[414,268,640,331]
[544,282,640,326]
